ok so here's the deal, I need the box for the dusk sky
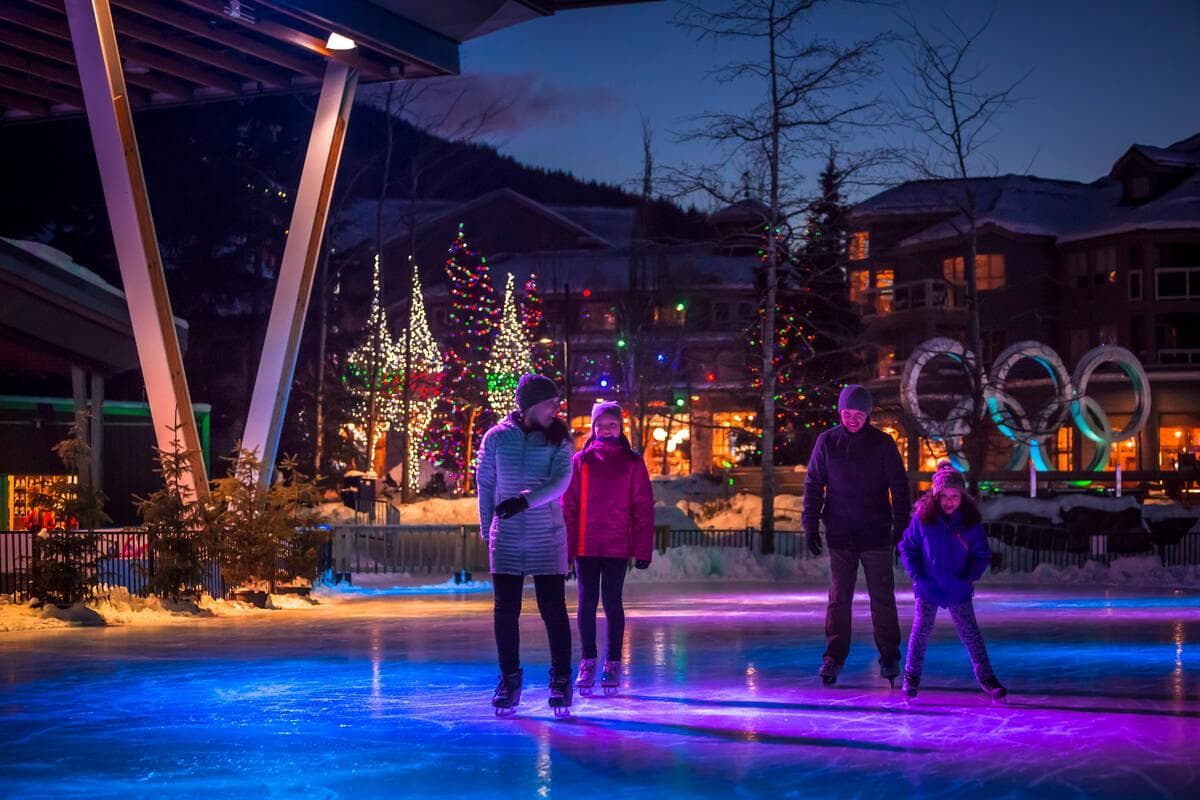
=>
[458,0,1200,205]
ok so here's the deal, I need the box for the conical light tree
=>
[487,272,535,418]
[400,260,443,494]
[343,253,403,464]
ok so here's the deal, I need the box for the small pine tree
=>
[136,423,213,601]
[210,447,325,597]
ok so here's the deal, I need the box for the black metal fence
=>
[1,529,223,603]
[658,528,808,558]
[316,522,1200,581]
[325,525,489,580]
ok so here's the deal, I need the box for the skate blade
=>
[602,686,619,696]
[578,686,593,697]
[552,706,572,718]
[494,706,517,718]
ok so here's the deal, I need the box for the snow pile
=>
[629,546,828,583]
[980,556,1200,589]
[1142,498,1200,530]
[651,473,728,507]
[0,586,320,632]
[394,497,480,525]
[982,494,1141,524]
[674,492,805,530]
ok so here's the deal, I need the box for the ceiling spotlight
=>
[326,32,357,51]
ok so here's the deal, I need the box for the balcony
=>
[860,279,965,318]
[1156,348,1200,367]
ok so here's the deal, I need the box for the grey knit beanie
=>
[516,373,559,412]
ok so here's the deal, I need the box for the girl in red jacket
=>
[562,401,655,696]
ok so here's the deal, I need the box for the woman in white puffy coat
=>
[476,373,575,715]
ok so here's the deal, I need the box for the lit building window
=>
[710,411,759,470]
[653,304,687,327]
[1055,426,1073,472]
[849,231,870,261]
[875,268,894,314]
[943,254,1006,290]
[1159,422,1200,470]
[848,269,869,303]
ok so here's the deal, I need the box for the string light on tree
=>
[343,253,404,462]
[401,260,443,494]
[423,223,498,490]
[487,272,535,418]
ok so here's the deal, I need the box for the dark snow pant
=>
[905,596,997,683]
[824,547,902,667]
[575,556,629,661]
[492,573,572,679]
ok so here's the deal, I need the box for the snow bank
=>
[979,556,1200,589]
[1142,498,1200,529]
[980,494,1197,526]
[629,546,828,583]
[679,493,805,530]
[0,586,319,633]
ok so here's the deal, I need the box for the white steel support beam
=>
[242,61,358,484]
[64,0,208,501]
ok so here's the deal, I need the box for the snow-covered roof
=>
[1126,144,1200,170]
[2,237,126,301]
[553,205,637,248]
[857,132,1200,249]
[1059,170,1200,243]
[887,176,1117,247]
[862,171,1200,249]
[330,198,458,252]
[411,243,757,298]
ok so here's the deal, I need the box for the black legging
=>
[575,556,629,661]
[492,573,571,678]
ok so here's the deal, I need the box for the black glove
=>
[495,496,529,519]
[634,559,650,570]
[806,531,823,557]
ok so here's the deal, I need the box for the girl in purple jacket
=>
[562,401,655,696]
[899,461,1007,702]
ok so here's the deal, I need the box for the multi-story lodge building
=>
[847,133,1200,475]
[341,189,773,476]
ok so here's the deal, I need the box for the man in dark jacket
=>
[802,384,911,686]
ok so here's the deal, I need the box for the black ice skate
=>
[819,658,841,686]
[880,660,901,689]
[981,677,1008,704]
[600,659,621,696]
[548,670,573,718]
[492,668,523,717]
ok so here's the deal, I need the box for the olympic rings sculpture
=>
[900,337,1152,472]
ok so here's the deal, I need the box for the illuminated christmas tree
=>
[520,273,556,376]
[343,253,404,464]
[487,273,535,418]
[422,223,498,490]
[399,261,443,494]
